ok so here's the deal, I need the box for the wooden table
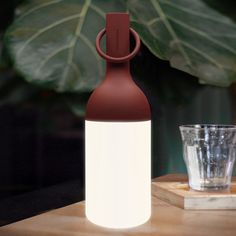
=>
[1,174,236,236]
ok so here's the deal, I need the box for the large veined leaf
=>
[128,0,236,86]
[5,0,126,92]
[5,0,236,91]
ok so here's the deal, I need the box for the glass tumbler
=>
[179,125,236,191]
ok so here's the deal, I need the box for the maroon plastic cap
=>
[86,13,151,121]
[106,13,130,57]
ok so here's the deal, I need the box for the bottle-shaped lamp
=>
[85,13,151,229]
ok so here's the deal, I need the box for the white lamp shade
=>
[85,120,151,228]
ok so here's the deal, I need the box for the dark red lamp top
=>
[85,13,151,122]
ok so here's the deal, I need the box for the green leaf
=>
[4,0,126,92]
[128,0,236,87]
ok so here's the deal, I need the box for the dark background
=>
[0,0,235,226]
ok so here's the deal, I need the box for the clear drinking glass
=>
[179,125,236,191]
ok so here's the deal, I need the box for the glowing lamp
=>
[85,13,151,228]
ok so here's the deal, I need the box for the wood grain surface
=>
[1,174,236,236]
[153,178,236,210]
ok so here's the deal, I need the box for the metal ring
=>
[95,28,140,63]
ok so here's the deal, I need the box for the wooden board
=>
[1,174,236,236]
[152,176,236,210]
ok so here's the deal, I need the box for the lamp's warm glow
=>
[85,120,151,228]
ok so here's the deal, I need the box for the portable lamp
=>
[85,13,151,228]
